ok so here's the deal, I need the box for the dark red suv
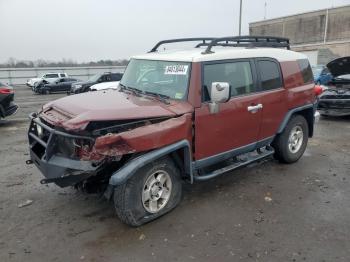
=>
[28,36,319,226]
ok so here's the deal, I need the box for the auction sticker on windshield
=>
[164,65,189,75]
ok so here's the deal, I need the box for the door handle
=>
[247,104,263,113]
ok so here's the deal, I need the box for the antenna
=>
[264,2,267,20]
[239,0,243,36]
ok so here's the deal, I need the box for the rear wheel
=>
[272,115,309,163]
[113,157,182,226]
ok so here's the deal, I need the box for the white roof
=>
[132,47,307,63]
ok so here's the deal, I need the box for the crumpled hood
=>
[40,89,193,131]
[327,56,350,77]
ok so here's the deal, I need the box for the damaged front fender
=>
[82,113,193,159]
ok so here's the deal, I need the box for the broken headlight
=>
[36,124,43,138]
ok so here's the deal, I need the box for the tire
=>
[113,157,182,226]
[272,115,309,163]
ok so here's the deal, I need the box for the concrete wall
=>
[0,66,126,85]
[249,5,350,64]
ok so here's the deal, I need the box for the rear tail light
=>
[314,85,323,96]
[0,87,14,94]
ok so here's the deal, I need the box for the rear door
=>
[255,59,287,140]
[194,59,262,161]
[55,78,66,92]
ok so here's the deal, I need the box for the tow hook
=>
[40,178,51,184]
[40,178,61,184]
[26,160,33,165]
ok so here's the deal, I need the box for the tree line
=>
[0,58,129,68]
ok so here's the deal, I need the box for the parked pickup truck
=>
[27,36,320,226]
[27,72,68,88]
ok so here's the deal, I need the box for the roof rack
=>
[202,36,290,54]
[149,38,215,53]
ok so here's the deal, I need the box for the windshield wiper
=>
[143,90,171,105]
[119,83,171,104]
[119,83,142,96]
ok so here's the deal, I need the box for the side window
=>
[297,59,314,84]
[203,61,255,101]
[104,74,112,81]
[60,73,66,77]
[111,73,123,81]
[45,74,59,78]
[257,60,282,91]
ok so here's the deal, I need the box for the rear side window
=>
[298,59,314,84]
[203,61,255,101]
[45,74,59,78]
[257,60,282,91]
[111,73,123,81]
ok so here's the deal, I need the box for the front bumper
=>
[28,113,99,187]
[4,102,18,117]
[318,98,350,116]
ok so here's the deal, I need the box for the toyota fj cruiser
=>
[27,36,319,226]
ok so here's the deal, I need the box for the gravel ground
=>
[0,85,350,262]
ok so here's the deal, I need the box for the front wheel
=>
[272,115,309,163]
[113,157,182,226]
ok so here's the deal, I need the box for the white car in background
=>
[26,72,68,87]
[89,81,120,91]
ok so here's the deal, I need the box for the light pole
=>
[239,0,242,36]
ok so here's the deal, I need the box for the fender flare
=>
[109,139,193,186]
[277,103,316,134]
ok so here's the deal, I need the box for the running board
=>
[193,148,275,181]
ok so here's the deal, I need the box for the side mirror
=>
[209,82,230,114]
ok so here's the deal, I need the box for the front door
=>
[194,59,262,161]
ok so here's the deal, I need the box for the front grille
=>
[318,100,350,109]
[28,115,94,161]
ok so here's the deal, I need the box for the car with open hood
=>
[0,82,18,120]
[317,56,350,116]
[27,36,320,226]
[33,77,81,94]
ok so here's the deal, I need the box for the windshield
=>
[120,59,191,100]
[88,74,101,82]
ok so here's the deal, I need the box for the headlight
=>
[74,84,82,89]
[36,124,43,138]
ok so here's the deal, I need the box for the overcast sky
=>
[0,0,348,63]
